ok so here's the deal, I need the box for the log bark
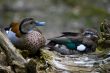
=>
[40,49,110,73]
[0,66,14,73]
[0,31,37,73]
[0,31,26,66]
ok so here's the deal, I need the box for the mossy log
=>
[0,31,37,73]
[40,49,110,73]
[0,30,110,73]
[0,66,14,73]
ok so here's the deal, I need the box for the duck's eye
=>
[84,31,95,35]
[83,31,89,35]
[30,22,33,24]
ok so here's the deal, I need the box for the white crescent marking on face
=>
[86,35,91,38]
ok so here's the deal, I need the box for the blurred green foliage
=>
[0,0,110,31]
[52,0,110,27]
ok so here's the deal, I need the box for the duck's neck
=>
[36,28,42,34]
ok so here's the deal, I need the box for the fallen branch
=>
[0,31,26,66]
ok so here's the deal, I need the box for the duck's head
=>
[19,18,45,34]
[83,28,99,41]
[5,18,45,37]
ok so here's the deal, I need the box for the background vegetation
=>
[0,0,110,38]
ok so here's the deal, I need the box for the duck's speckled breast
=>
[23,30,46,53]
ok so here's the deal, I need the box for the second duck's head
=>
[83,28,99,41]
[5,18,45,37]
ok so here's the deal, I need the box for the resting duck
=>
[47,28,99,54]
[82,28,99,53]
[5,18,46,55]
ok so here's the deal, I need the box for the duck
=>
[5,18,46,55]
[47,28,99,54]
[47,31,83,54]
[81,28,99,53]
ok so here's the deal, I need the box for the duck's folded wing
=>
[67,35,83,42]
[62,32,80,36]
[48,37,71,44]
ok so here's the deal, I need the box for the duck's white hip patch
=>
[77,44,86,51]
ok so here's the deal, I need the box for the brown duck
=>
[5,18,46,55]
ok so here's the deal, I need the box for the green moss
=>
[40,49,53,61]
[20,50,30,58]
[35,49,54,72]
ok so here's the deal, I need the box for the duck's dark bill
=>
[35,21,45,26]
